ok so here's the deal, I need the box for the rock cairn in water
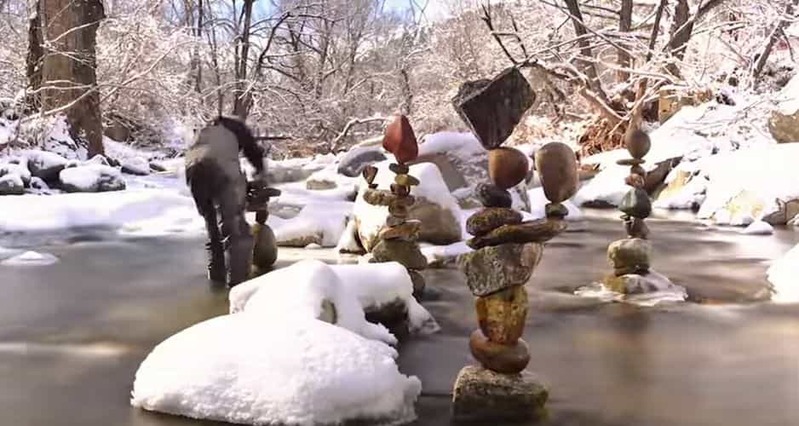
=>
[361,114,427,298]
[247,182,282,277]
[450,67,578,423]
[603,129,667,294]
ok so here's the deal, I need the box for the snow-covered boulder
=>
[0,174,24,195]
[0,160,31,187]
[353,161,462,250]
[120,157,151,176]
[412,132,531,212]
[230,260,397,344]
[695,144,799,225]
[270,200,350,248]
[337,145,386,177]
[23,150,68,182]
[131,315,421,426]
[59,164,126,193]
[769,73,799,143]
[768,243,799,303]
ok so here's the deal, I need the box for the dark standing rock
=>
[535,142,578,203]
[475,182,512,208]
[382,115,418,164]
[362,165,378,185]
[625,129,652,159]
[458,243,543,296]
[466,220,567,250]
[408,269,425,298]
[620,187,653,219]
[452,67,535,149]
[469,330,530,374]
[625,216,650,239]
[251,223,278,273]
[452,366,548,424]
[389,163,410,175]
[466,208,523,237]
[488,147,529,190]
[337,146,387,177]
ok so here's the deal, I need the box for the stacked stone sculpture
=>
[450,68,578,423]
[361,115,427,297]
[603,129,659,293]
[247,183,282,277]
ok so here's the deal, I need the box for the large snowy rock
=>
[231,260,438,338]
[576,101,772,207]
[410,132,531,211]
[59,164,126,193]
[337,145,387,177]
[22,150,68,182]
[353,161,462,249]
[769,74,799,143]
[694,144,799,225]
[270,200,350,248]
[0,174,24,195]
[0,159,31,189]
[131,315,421,426]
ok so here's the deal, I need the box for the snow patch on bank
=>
[0,250,58,266]
[767,243,799,303]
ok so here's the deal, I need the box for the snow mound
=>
[60,164,126,193]
[131,315,421,426]
[269,200,351,248]
[1,251,58,266]
[743,221,774,235]
[767,243,799,303]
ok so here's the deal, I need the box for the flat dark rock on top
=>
[452,67,535,149]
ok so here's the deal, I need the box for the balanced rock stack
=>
[451,68,578,423]
[361,115,427,297]
[603,129,665,294]
[247,182,282,277]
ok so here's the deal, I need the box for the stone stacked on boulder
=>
[602,129,677,294]
[246,183,282,278]
[363,114,427,298]
[452,69,573,424]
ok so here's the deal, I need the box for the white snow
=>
[1,251,58,266]
[742,221,774,235]
[269,201,351,247]
[574,270,687,307]
[767,243,799,303]
[420,241,472,265]
[775,73,799,116]
[418,131,484,158]
[59,164,125,192]
[231,260,439,338]
[0,161,31,184]
[131,314,421,426]
[527,187,583,221]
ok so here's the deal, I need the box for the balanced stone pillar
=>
[362,114,427,297]
[451,68,578,423]
[247,183,281,278]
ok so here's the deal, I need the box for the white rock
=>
[742,221,774,235]
[131,315,421,426]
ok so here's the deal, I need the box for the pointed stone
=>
[362,165,378,184]
[452,67,535,149]
[382,114,418,164]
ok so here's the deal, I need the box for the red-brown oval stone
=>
[534,142,578,203]
[488,147,529,190]
[382,115,418,164]
[475,285,528,344]
[469,329,530,374]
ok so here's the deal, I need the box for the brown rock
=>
[379,220,421,241]
[408,269,425,297]
[390,183,410,196]
[362,165,378,184]
[625,129,651,159]
[458,243,543,297]
[545,202,569,219]
[617,158,645,166]
[466,207,523,237]
[535,142,578,203]
[388,201,410,218]
[452,366,548,424]
[624,216,649,239]
[488,147,529,190]
[625,174,645,188]
[630,164,646,177]
[372,238,427,270]
[469,330,530,374]
[382,114,418,164]
[394,174,420,187]
[475,285,528,344]
[362,188,397,207]
[467,219,566,250]
[389,163,409,175]
[608,238,651,276]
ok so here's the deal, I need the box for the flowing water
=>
[1,217,798,425]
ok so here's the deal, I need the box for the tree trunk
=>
[25,6,43,112]
[562,0,609,104]
[232,0,255,119]
[617,0,633,82]
[40,0,106,157]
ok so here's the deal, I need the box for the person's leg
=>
[187,161,226,284]
[219,174,253,287]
